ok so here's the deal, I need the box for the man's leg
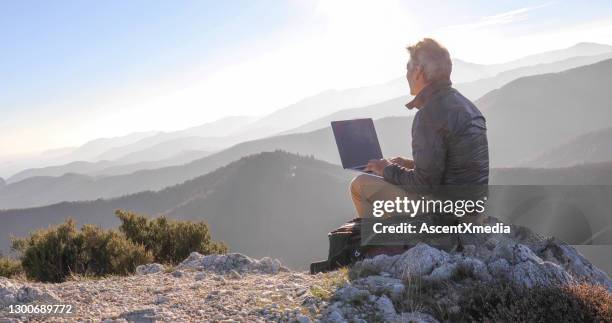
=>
[350,173,409,218]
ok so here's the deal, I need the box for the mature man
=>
[351,38,489,218]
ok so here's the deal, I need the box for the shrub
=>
[0,256,22,278]
[12,218,153,283]
[458,281,612,322]
[115,210,228,264]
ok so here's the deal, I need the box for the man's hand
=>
[365,159,391,176]
[389,156,415,169]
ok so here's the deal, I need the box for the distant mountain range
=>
[0,117,412,209]
[3,57,612,209]
[522,127,612,168]
[3,42,610,183]
[2,151,612,269]
[481,58,612,166]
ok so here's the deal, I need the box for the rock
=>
[119,308,159,323]
[154,295,169,304]
[194,272,207,281]
[535,238,612,291]
[326,310,346,323]
[375,295,398,322]
[353,243,449,280]
[171,270,184,278]
[135,263,165,275]
[177,253,288,275]
[228,270,242,280]
[296,314,311,323]
[16,286,60,303]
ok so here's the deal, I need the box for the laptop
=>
[331,118,383,174]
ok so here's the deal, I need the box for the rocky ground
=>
[1,253,343,322]
[1,221,611,322]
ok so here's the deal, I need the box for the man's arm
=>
[382,115,447,194]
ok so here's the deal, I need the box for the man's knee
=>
[350,174,371,198]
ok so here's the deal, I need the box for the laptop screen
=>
[331,118,383,169]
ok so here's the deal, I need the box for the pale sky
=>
[2,0,612,158]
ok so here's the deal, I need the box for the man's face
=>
[406,59,420,96]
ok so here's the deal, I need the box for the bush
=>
[12,219,153,283]
[459,281,612,322]
[0,256,22,278]
[115,210,228,264]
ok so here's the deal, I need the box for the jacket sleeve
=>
[382,112,448,194]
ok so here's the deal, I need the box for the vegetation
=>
[10,210,228,282]
[459,281,611,322]
[115,209,227,264]
[310,267,349,301]
[11,218,153,283]
[0,255,22,278]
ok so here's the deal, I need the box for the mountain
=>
[7,160,116,184]
[92,116,256,162]
[522,127,612,168]
[0,151,354,269]
[457,52,612,101]
[480,58,612,166]
[490,161,612,185]
[282,95,411,134]
[285,50,612,136]
[486,42,612,75]
[0,117,413,209]
[88,150,212,177]
[111,137,214,164]
[0,131,159,180]
[2,153,612,269]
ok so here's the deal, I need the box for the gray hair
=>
[407,38,452,82]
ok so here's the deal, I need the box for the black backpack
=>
[310,218,410,274]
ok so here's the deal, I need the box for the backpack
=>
[310,218,410,274]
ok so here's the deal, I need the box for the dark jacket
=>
[382,79,489,195]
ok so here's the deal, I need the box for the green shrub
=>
[0,256,22,278]
[12,218,153,283]
[115,210,228,264]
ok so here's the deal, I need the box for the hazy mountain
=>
[0,131,159,179]
[0,151,354,269]
[457,52,612,101]
[285,49,612,136]
[0,177,5,188]
[60,131,160,162]
[93,116,256,161]
[112,137,215,164]
[0,117,412,209]
[490,161,612,185]
[486,42,612,75]
[522,127,612,168]
[88,150,212,177]
[480,59,612,166]
[7,160,116,183]
[282,96,411,135]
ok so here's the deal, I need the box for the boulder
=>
[135,263,165,275]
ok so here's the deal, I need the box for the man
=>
[350,38,489,218]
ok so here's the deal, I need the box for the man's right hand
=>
[389,156,415,169]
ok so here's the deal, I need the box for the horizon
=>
[2,0,612,158]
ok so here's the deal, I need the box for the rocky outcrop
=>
[0,277,60,307]
[321,228,612,322]
[177,252,290,274]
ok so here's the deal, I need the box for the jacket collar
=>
[405,79,452,110]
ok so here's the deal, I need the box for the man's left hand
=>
[365,159,391,176]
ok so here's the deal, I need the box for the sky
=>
[2,0,612,157]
